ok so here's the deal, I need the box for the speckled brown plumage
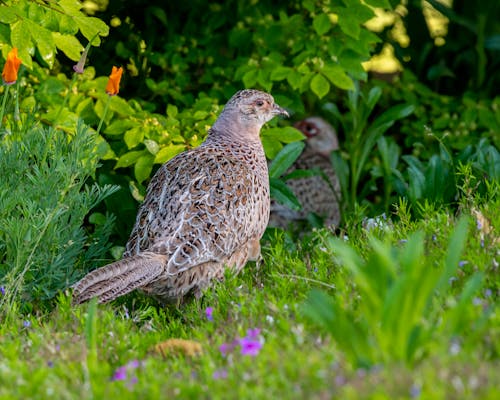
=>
[72,89,288,305]
[268,116,341,228]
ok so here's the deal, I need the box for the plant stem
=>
[54,73,78,127]
[0,85,11,131]
[96,95,111,136]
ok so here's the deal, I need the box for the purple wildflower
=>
[0,286,5,296]
[23,320,31,328]
[111,366,127,381]
[205,307,214,321]
[47,361,54,368]
[476,219,482,230]
[472,297,482,306]
[246,328,260,339]
[410,383,421,398]
[111,359,142,383]
[239,337,262,356]
[458,260,468,267]
[127,360,141,369]
[213,369,228,380]
[219,342,235,356]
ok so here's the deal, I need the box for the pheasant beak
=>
[273,103,289,118]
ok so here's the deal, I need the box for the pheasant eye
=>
[256,100,264,106]
[304,124,318,137]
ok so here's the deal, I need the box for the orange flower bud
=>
[2,48,22,85]
[105,66,123,96]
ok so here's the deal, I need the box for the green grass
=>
[0,192,498,399]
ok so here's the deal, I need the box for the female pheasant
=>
[72,89,288,304]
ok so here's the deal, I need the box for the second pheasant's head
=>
[213,89,289,140]
[294,116,339,158]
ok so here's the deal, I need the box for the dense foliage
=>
[0,0,499,397]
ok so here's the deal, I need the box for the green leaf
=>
[370,104,415,131]
[242,69,258,88]
[0,5,18,23]
[28,24,56,68]
[115,150,146,169]
[74,16,109,43]
[144,140,160,155]
[269,177,301,211]
[337,7,361,39]
[310,74,330,99]
[437,217,469,293]
[268,141,305,178]
[154,145,185,164]
[104,119,137,135]
[10,22,33,69]
[262,126,305,143]
[134,155,155,183]
[270,66,293,81]
[167,104,178,118]
[109,96,134,116]
[52,32,83,61]
[363,0,391,8]
[124,127,145,149]
[313,13,331,36]
[322,64,355,90]
[262,137,283,159]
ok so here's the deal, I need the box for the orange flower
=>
[105,66,123,96]
[2,48,22,85]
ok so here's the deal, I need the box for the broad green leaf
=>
[28,23,55,68]
[287,70,302,90]
[52,32,83,61]
[115,150,146,169]
[166,104,178,118]
[154,145,185,164]
[74,16,109,43]
[104,119,137,135]
[270,66,293,81]
[10,20,33,69]
[322,64,355,90]
[310,73,330,99]
[135,155,155,183]
[313,13,331,36]
[268,141,305,178]
[370,104,415,131]
[0,5,18,23]
[337,7,360,39]
[124,127,145,149]
[262,126,305,143]
[363,0,391,8]
[109,96,135,116]
[262,137,283,159]
[330,151,349,201]
[284,169,320,180]
[144,139,160,155]
[242,69,258,88]
[269,177,301,211]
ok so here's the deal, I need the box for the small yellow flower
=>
[105,66,123,96]
[2,48,22,85]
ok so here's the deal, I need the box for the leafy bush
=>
[0,0,108,69]
[0,122,117,310]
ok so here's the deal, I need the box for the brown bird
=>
[268,116,341,228]
[72,89,288,304]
